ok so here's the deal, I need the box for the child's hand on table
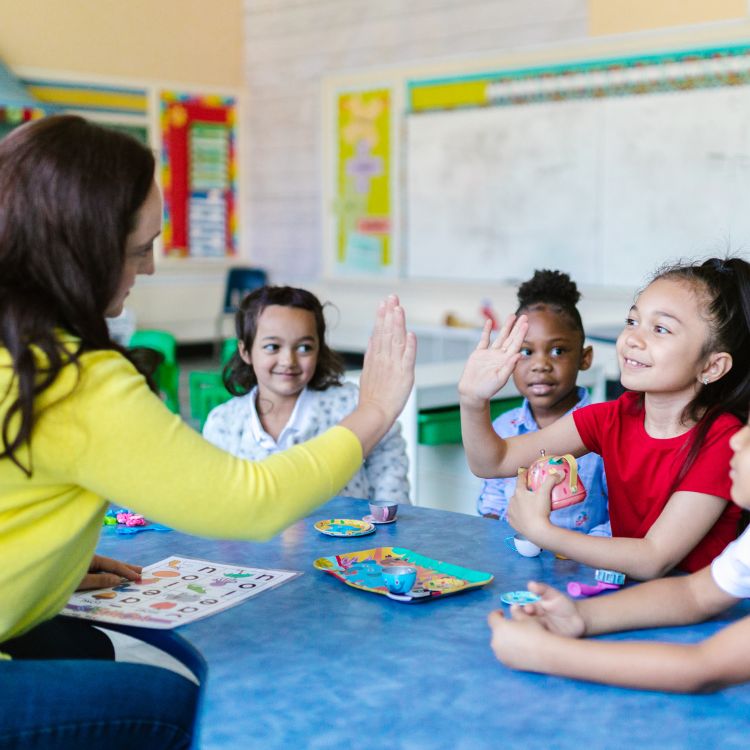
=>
[512,581,587,638]
[507,468,560,541]
[77,554,142,590]
[487,606,557,671]
[458,314,528,408]
[487,582,585,671]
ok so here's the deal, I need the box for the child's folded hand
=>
[516,580,586,638]
[487,607,552,671]
[458,314,528,407]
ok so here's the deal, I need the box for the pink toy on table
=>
[526,452,586,510]
[115,511,146,527]
[567,569,625,598]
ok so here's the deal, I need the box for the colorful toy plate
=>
[313,519,376,537]
[313,546,493,603]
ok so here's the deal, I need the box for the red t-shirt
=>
[573,392,742,572]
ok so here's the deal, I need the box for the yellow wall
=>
[0,0,243,86]
[589,0,747,36]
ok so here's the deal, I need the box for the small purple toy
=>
[567,569,625,598]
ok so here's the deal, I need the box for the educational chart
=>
[160,92,238,259]
[63,556,300,629]
[334,88,394,275]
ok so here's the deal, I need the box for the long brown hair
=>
[0,115,156,475]
[652,258,750,498]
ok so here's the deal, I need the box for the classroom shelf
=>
[417,397,523,445]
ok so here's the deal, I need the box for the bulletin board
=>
[333,88,395,275]
[404,45,750,287]
[160,92,238,259]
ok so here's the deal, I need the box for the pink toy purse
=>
[525,453,586,510]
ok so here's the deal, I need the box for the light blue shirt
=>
[477,387,610,536]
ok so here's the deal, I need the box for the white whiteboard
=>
[406,86,750,287]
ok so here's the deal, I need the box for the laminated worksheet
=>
[63,556,300,629]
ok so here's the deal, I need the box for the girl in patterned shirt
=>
[204,285,410,503]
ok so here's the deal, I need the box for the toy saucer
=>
[386,588,431,603]
[314,519,376,537]
[362,514,397,525]
[500,590,541,606]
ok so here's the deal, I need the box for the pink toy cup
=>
[368,501,398,523]
[526,454,586,510]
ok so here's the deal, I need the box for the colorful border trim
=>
[20,78,147,116]
[408,43,750,112]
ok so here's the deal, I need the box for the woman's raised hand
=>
[341,295,416,456]
[458,314,528,408]
[358,295,417,424]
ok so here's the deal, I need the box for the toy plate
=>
[362,514,397,525]
[314,519,376,537]
[500,590,541,606]
[313,546,493,603]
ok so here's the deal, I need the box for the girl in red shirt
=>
[459,258,750,579]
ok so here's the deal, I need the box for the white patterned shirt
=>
[202,381,410,503]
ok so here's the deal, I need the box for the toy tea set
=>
[506,452,625,601]
[313,499,494,602]
[505,451,586,558]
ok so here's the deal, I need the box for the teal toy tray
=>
[313,546,493,603]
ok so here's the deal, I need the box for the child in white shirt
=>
[203,285,410,503]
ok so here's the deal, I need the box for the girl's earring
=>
[702,377,709,386]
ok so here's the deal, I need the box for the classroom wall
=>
[3,2,750,343]
[243,0,750,354]
[0,0,245,340]
[0,0,244,87]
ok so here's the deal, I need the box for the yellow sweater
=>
[0,346,362,643]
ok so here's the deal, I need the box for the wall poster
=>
[334,89,393,275]
[161,92,238,259]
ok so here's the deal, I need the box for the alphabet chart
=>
[62,556,301,629]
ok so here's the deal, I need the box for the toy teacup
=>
[381,565,417,594]
[525,453,586,510]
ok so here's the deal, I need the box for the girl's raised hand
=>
[458,314,528,408]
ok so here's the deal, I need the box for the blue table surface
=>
[97,497,750,750]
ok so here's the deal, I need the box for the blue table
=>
[97,497,750,749]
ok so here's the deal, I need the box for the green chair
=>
[221,337,239,366]
[189,371,233,430]
[129,329,180,414]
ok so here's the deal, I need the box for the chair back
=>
[189,371,233,429]
[128,329,180,413]
[222,267,267,314]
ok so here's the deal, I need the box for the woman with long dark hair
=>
[0,115,415,749]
